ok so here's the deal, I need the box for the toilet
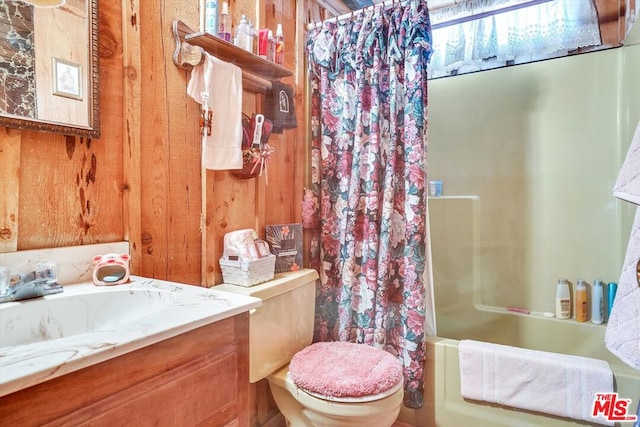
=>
[216,269,403,426]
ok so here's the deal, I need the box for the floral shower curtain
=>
[305,0,432,408]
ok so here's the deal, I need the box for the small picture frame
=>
[52,58,82,100]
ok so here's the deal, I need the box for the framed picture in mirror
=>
[52,58,83,100]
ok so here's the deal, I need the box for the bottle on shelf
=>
[607,282,617,319]
[592,280,605,324]
[247,20,255,54]
[274,23,284,66]
[267,30,276,62]
[204,0,218,35]
[575,280,587,322]
[234,15,251,52]
[218,2,231,42]
[258,28,269,58]
[555,278,571,320]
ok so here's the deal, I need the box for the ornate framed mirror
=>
[0,0,99,138]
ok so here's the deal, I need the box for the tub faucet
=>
[0,269,63,304]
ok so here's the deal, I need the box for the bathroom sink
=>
[0,285,175,348]
[0,276,261,398]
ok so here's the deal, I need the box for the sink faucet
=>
[0,267,63,304]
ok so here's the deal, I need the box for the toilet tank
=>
[215,268,318,383]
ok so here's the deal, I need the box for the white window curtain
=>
[428,0,602,78]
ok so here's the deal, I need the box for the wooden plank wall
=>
[0,0,310,287]
[1,0,312,425]
[0,0,124,253]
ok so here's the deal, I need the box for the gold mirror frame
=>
[0,0,100,138]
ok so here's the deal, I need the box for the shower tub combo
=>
[396,195,640,426]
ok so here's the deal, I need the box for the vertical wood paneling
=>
[123,0,142,274]
[138,0,202,284]
[262,0,303,227]
[139,0,171,278]
[17,129,121,249]
[0,128,20,252]
[164,6,203,284]
[0,0,308,284]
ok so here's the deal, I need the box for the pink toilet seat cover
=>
[289,341,403,398]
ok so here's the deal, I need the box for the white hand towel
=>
[187,53,243,170]
[459,340,614,426]
[613,120,640,205]
[606,120,640,370]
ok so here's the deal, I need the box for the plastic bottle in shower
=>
[592,280,605,324]
[607,282,617,319]
[555,278,571,320]
[575,280,587,322]
[218,2,231,42]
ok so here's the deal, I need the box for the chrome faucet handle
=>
[0,268,63,304]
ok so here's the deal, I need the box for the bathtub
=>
[413,307,640,426]
[0,275,261,398]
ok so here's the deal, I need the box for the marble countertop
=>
[0,276,261,398]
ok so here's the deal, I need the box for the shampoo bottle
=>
[555,278,571,320]
[592,280,604,324]
[575,280,587,322]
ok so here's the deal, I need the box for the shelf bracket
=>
[172,19,205,69]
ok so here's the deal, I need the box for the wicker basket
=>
[219,254,276,287]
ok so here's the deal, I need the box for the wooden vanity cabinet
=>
[0,313,250,427]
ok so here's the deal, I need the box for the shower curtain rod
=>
[307,0,554,30]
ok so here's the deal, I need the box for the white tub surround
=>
[0,243,261,398]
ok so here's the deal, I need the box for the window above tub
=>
[316,0,638,79]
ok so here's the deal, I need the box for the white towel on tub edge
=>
[458,339,614,426]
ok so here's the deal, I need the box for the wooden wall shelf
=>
[172,19,293,93]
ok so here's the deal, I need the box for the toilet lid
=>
[289,342,403,399]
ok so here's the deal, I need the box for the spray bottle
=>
[218,2,231,42]
[274,23,285,66]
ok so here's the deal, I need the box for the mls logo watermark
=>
[592,393,638,423]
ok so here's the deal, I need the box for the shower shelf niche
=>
[172,19,293,94]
